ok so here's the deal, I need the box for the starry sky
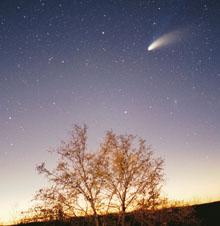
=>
[1,0,220,224]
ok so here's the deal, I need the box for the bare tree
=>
[31,124,165,226]
[99,130,164,226]
[35,124,107,226]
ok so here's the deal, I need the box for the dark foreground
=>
[193,201,220,226]
[9,201,220,226]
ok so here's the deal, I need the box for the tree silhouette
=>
[36,124,106,226]
[99,130,164,226]
[32,123,166,226]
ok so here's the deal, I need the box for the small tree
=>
[36,124,106,226]
[99,131,164,226]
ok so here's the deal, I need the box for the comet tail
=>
[148,30,180,51]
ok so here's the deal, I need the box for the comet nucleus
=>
[148,30,181,51]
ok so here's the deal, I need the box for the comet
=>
[148,30,181,51]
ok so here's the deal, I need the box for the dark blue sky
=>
[1,0,220,223]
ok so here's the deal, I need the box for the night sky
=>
[1,0,220,224]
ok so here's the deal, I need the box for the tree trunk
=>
[91,200,99,226]
[121,213,125,226]
[121,205,126,226]
[94,213,99,226]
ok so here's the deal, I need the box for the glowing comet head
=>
[148,42,158,51]
[148,30,181,51]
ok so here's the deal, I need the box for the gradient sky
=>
[1,0,220,224]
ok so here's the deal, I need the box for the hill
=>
[193,201,220,226]
[7,201,220,226]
